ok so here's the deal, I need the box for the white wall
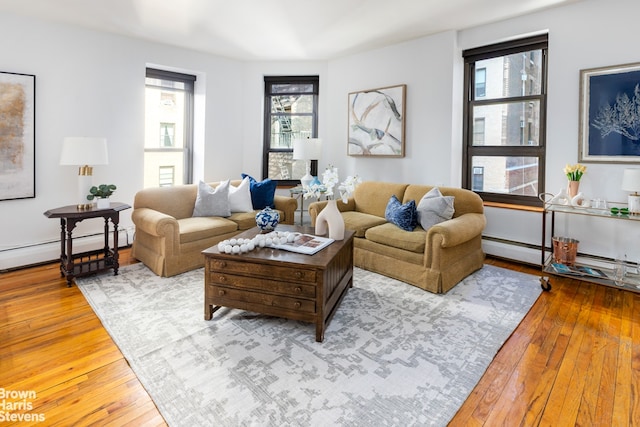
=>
[3,0,640,270]
[0,13,245,269]
[325,31,459,186]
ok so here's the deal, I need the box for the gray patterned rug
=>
[76,263,542,427]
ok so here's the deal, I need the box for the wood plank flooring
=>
[1,251,638,426]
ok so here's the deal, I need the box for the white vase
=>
[315,199,345,240]
[96,198,110,209]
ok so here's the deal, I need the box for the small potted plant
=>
[87,184,117,209]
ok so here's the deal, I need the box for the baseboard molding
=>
[0,229,134,272]
[482,237,544,266]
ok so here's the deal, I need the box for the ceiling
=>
[0,0,580,61]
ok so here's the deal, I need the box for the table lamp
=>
[60,137,108,209]
[622,168,640,214]
[292,138,322,188]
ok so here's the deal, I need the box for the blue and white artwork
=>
[580,63,640,162]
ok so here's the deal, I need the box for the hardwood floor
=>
[1,250,639,426]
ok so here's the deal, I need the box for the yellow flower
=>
[564,163,587,181]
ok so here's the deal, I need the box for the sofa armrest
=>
[274,195,298,225]
[308,198,355,226]
[426,213,486,248]
[132,207,179,239]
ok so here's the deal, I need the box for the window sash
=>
[462,35,548,207]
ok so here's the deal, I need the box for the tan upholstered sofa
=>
[309,181,486,293]
[131,180,297,277]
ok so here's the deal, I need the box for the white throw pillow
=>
[193,180,231,217]
[416,187,455,230]
[228,177,253,212]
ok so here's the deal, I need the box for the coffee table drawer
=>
[210,286,316,314]
[208,259,317,283]
[208,273,316,297]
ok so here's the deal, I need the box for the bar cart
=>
[539,194,640,293]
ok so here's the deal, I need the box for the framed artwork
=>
[579,62,640,163]
[0,71,36,200]
[348,84,406,157]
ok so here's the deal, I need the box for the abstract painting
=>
[348,84,405,157]
[0,71,35,200]
[579,62,640,163]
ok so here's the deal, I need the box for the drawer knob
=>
[216,261,226,268]
[218,290,225,296]
[294,302,301,309]
[295,271,303,278]
[218,275,226,282]
[294,287,302,293]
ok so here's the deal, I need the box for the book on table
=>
[550,263,608,278]
[271,234,334,255]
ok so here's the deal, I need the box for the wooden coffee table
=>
[203,225,354,342]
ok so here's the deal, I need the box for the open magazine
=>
[271,234,334,255]
[550,263,608,279]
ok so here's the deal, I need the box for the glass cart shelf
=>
[540,200,640,293]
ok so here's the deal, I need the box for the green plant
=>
[87,184,117,200]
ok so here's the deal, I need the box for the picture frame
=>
[579,62,640,163]
[0,71,36,200]
[348,84,406,157]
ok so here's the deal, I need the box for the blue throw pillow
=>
[241,174,277,210]
[385,195,418,231]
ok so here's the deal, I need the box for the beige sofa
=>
[131,180,297,277]
[309,181,486,293]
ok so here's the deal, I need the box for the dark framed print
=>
[579,62,640,163]
[348,84,406,157]
[0,71,36,200]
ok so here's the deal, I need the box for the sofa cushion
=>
[342,211,388,238]
[242,174,277,210]
[178,217,239,244]
[193,180,231,217]
[416,187,454,230]
[365,222,426,254]
[385,195,418,231]
[229,176,253,212]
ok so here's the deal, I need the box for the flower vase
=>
[315,199,344,240]
[96,198,110,209]
[567,180,580,199]
[255,207,280,231]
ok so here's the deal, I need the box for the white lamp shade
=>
[292,138,322,160]
[622,168,640,193]
[60,137,109,166]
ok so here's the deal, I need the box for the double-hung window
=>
[144,68,196,188]
[462,34,548,206]
[263,76,319,186]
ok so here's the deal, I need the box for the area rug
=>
[76,263,542,427]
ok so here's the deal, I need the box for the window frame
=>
[462,34,548,207]
[145,68,196,186]
[263,76,319,187]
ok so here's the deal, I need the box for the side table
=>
[44,202,131,286]
[289,186,324,226]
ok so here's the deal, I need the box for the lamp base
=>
[628,194,640,214]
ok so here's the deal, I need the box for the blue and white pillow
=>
[385,195,418,231]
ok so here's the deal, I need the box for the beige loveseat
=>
[309,181,486,293]
[131,180,297,277]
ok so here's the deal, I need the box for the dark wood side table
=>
[44,202,131,286]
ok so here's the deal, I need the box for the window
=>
[263,76,319,186]
[160,123,175,147]
[462,34,548,206]
[158,166,175,187]
[144,68,196,188]
[475,68,486,98]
